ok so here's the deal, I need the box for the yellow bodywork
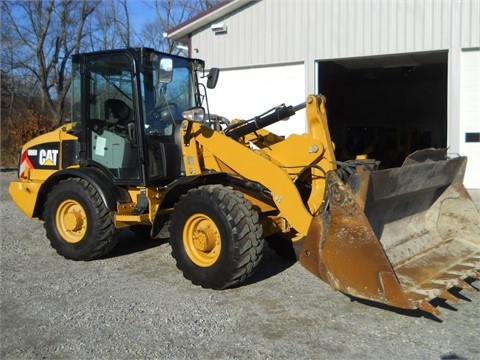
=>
[9,95,333,238]
[8,122,164,227]
[181,95,335,237]
[8,123,78,218]
[114,187,164,228]
[9,180,44,218]
[8,93,480,316]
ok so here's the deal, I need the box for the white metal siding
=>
[206,63,306,136]
[461,0,480,48]
[185,0,480,187]
[191,0,480,69]
[459,50,480,189]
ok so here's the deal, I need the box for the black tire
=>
[43,178,118,260]
[169,185,264,289]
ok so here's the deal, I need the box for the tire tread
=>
[43,178,117,260]
[170,185,264,289]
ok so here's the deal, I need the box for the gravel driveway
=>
[1,170,479,359]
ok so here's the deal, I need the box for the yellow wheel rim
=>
[55,199,87,244]
[183,213,221,267]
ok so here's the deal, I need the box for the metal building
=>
[166,0,480,188]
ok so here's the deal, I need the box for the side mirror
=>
[159,58,173,83]
[206,68,220,89]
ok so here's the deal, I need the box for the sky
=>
[127,0,156,32]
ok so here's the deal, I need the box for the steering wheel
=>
[147,103,178,134]
[89,119,106,133]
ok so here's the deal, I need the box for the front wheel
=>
[169,185,264,289]
[43,178,118,260]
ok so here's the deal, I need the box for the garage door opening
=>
[318,51,448,169]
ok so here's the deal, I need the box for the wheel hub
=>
[56,199,87,243]
[183,214,221,267]
[64,211,84,232]
[192,222,218,252]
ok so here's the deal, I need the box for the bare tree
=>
[140,0,221,55]
[2,0,99,122]
[115,0,132,48]
[86,0,133,51]
[1,0,219,124]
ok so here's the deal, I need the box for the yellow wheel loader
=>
[9,48,480,315]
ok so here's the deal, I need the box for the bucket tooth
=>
[450,261,480,271]
[418,301,442,316]
[438,290,460,303]
[459,262,478,268]
[437,268,471,280]
[433,273,460,281]
[411,288,438,298]
[469,272,480,280]
[431,279,454,286]
[456,279,477,292]
[444,269,471,278]
[431,274,462,288]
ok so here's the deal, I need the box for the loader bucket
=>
[299,149,480,315]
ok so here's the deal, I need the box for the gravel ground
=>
[1,170,479,360]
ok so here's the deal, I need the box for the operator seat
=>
[105,99,132,127]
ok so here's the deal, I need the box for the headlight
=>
[182,107,206,123]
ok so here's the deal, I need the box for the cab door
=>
[84,52,142,183]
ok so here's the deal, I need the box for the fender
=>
[151,172,276,238]
[33,167,131,218]
[151,173,228,238]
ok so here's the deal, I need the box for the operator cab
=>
[70,48,216,186]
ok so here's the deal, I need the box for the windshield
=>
[140,54,197,136]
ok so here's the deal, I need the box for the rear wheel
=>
[169,185,264,289]
[43,178,118,260]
